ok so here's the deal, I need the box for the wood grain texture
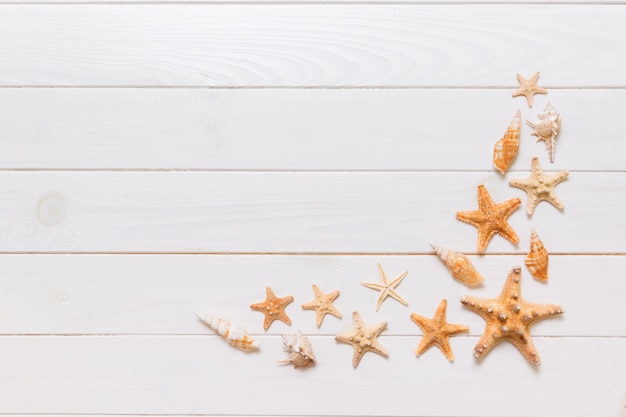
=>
[1,88,623,171]
[0,335,624,416]
[0,5,625,87]
[0,254,622,337]
[0,171,622,254]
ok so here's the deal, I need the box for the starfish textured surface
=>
[301,284,342,327]
[456,184,521,252]
[335,311,388,368]
[410,299,469,362]
[460,266,563,366]
[361,262,409,311]
[509,157,569,216]
[250,286,294,330]
[512,72,547,107]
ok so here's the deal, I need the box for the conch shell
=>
[525,228,549,282]
[527,102,561,163]
[196,313,258,351]
[493,110,521,173]
[278,330,316,368]
[430,243,484,286]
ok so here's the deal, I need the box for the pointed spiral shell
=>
[196,313,258,351]
[525,228,549,282]
[527,102,561,163]
[493,110,521,174]
[278,330,316,368]
[430,243,484,286]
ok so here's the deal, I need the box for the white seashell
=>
[527,102,561,163]
[430,243,484,286]
[278,330,316,368]
[196,313,258,351]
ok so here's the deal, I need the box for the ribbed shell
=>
[525,228,549,282]
[430,243,484,286]
[278,331,316,368]
[493,110,521,173]
[196,313,258,351]
[527,102,561,163]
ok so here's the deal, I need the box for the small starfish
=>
[301,284,342,327]
[509,157,569,216]
[410,299,469,362]
[250,286,294,330]
[335,311,388,368]
[512,72,547,107]
[361,262,409,311]
[460,266,563,366]
[456,185,521,252]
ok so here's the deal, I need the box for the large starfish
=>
[410,299,469,362]
[335,311,388,368]
[456,184,521,252]
[512,72,547,107]
[509,157,569,216]
[250,286,294,330]
[460,266,563,366]
[301,284,342,327]
[361,262,409,311]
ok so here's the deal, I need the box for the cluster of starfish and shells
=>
[196,71,568,369]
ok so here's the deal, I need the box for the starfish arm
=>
[375,290,388,311]
[526,195,541,216]
[326,304,342,319]
[460,296,497,321]
[495,221,521,246]
[456,210,483,228]
[369,339,389,359]
[385,288,409,307]
[361,281,385,291]
[523,302,564,323]
[443,322,470,337]
[301,300,317,310]
[548,170,569,186]
[434,338,455,362]
[547,191,565,209]
[335,332,355,345]
[500,197,522,218]
[472,325,503,360]
[388,271,408,288]
[377,262,389,285]
[476,224,499,252]
[311,284,323,297]
[508,332,542,366]
[249,302,265,312]
[414,334,436,357]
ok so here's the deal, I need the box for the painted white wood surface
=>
[1,5,625,87]
[1,88,623,171]
[1,1,625,417]
[0,171,622,254]
[0,335,624,416]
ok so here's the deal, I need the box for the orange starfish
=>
[460,266,563,366]
[301,284,342,327]
[456,185,521,252]
[410,299,469,362]
[250,286,294,330]
[512,72,547,107]
[361,262,409,311]
[509,156,569,216]
[335,311,388,368]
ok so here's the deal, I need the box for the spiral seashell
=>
[527,102,561,163]
[277,330,316,368]
[525,228,549,282]
[430,243,484,286]
[493,110,521,173]
[196,313,258,351]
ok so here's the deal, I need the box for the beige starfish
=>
[410,299,469,362]
[509,157,569,216]
[512,72,547,107]
[456,185,521,252]
[335,311,388,368]
[461,266,563,366]
[361,262,409,311]
[250,286,294,330]
[301,284,342,327]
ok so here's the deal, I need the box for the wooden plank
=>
[0,5,624,87]
[0,254,622,337]
[0,88,623,171]
[0,335,623,416]
[0,171,622,254]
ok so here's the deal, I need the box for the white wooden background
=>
[0,1,625,417]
